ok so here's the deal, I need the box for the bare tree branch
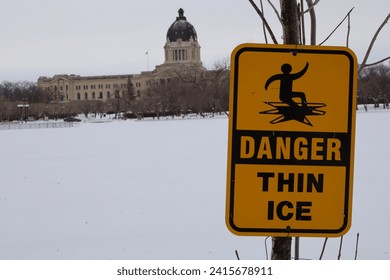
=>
[346,12,351,47]
[300,0,306,45]
[266,0,282,24]
[306,0,317,45]
[248,0,279,44]
[364,56,390,68]
[319,7,355,46]
[359,12,390,75]
[260,0,269,43]
[302,0,320,14]
[298,2,302,44]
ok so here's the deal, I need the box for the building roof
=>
[166,8,198,42]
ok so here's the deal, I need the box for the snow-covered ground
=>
[0,107,389,260]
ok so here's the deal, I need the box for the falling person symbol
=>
[260,62,326,126]
[265,62,309,109]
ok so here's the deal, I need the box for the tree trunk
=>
[272,236,292,260]
[271,0,301,260]
[280,0,300,45]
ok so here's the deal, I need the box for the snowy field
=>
[0,107,389,260]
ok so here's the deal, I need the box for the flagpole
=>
[146,51,149,71]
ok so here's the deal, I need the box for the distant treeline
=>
[1,62,389,121]
[358,63,390,108]
[0,68,230,121]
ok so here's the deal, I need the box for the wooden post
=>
[271,0,300,260]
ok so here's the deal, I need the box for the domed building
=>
[167,8,197,42]
[38,8,204,102]
[163,8,202,67]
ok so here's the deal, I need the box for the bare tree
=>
[168,60,230,116]
[359,13,390,74]
[249,1,389,68]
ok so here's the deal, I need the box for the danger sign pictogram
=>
[226,43,357,237]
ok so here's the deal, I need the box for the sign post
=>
[226,44,357,237]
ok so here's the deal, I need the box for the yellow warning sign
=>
[226,43,357,237]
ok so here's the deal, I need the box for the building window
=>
[77,93,81,100]
[106,84,110,89]
[99,92,103,99]
[107,91,111,99]
[92,92,96,99]
[84,92,88,100]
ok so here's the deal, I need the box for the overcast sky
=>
[0,0,389,82]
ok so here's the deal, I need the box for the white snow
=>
[0,107,389,260]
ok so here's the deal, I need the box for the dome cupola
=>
[166,8,198,42]
[160,8,202,68]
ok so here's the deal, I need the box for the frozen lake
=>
[0,108,389,260]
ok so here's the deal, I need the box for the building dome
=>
[166,8,198,42]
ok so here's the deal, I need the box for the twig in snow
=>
[235,249,240,260]
[337,235,344,260]
[354,233,360,260]
[319,237,328,260]
[264,236,270,260]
